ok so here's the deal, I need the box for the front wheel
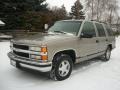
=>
[50,54,73,81]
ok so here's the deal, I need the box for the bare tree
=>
[107,0,118,24]
[85,0,119,24]
[96,0,100,21]
[85,0,95,20]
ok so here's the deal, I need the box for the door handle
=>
[106,39,108,41]
[96,40,99,43]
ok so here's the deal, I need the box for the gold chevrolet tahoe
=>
[8,20,115,81]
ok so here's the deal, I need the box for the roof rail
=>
[91,19,108,24]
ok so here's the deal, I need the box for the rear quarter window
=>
[95,23,106,37]
[104,24,113,36]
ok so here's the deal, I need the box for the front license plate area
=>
[10,60,16,67]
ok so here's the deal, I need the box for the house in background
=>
[0,20,13,40]
[0,20,5,26]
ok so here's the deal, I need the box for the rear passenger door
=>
[95,23,107,52]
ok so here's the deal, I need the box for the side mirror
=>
[44,24,49,30]
[80,33,93,38]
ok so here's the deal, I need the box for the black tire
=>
[102,46,111,61]
[50,54,73,81]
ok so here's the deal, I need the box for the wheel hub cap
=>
[58,60,70,77]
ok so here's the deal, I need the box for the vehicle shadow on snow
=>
[17,67,51,81]
[72,57,103,75]
[13,57,103,81]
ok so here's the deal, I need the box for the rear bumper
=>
[8,52,52,72]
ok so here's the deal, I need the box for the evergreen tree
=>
[61,5,67,18]
[0,0,48,30]
[70,0,85,19]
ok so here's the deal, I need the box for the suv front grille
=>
[13,50,29,58]
[13,44,29,50]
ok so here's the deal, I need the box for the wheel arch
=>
[108,44,112,50]
[52,49,76,64]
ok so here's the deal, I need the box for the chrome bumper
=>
[8,52,52,72]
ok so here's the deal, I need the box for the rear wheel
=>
[50,54,73,81]
[102,46,111,61]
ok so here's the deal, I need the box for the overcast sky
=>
[46,0,84,12]
[46,0,120,14]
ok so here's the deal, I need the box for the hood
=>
[12,32,76,45]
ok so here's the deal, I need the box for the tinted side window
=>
[104,24,113,36]
[81,22,96,37]
[95,23,106,37]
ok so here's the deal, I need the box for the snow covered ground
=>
[0,37,120,90]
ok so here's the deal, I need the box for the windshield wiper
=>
[54,31,66,34]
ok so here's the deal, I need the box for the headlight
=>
[30,47,41,51]
[30,54,41,60]
[30,45,48,61]
[10,41,13,47]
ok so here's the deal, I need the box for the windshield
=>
[48,21,82,35]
